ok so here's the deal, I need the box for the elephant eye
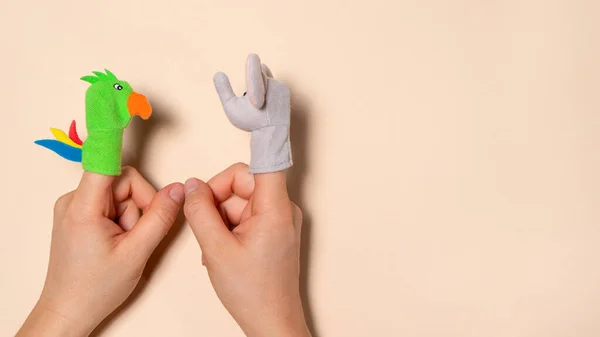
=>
[113,83,123,90]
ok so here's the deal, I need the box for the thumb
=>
[252,171,290,214]
[125,183,184,258]
[183,178,239,255]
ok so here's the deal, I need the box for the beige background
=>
[1,0,600,336]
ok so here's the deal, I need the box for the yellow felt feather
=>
[50,128,82,149]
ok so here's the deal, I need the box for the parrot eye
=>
[113,83,123,90]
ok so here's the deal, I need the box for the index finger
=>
[113,166,157,212]
[207,163,255,203]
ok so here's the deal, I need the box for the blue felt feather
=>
[34,139,82,162]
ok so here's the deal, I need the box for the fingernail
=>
[169,184,185,203]
[185,178,200,195]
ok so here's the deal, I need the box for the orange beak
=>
[127,92,152,120]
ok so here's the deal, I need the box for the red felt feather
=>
[69,120,83,145]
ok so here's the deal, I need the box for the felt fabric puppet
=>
[35,70,152,176]
[214,54,293,173]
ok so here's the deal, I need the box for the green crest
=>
[80,69,119,84]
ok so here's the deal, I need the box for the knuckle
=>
[58,207,80,229]
[280,202,295,219]
[292,203,303,225]
[52,199,63,214]
[231,162,249,171]
[121,166,139,177]
[201,250,216,267]
[53,192,73,214]
[274,223,298,248]
[153,204,176,227]
[202,256,217,270]
[291,202,302,217]
[183,197,202,217]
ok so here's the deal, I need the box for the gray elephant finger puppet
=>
[213,54,293,173]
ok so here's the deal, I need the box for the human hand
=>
[183,163,310,337]
[214,54,293,173]
[17,167,184,337]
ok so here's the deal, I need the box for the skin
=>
[16,164,310,337]
[184,163,311,337]
[16,167,184,337]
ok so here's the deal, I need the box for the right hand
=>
[183,163,310,337]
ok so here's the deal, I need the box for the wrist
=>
[240,295,311,337]
[244,315,311,337]
[17,297,96,337]
[270,318,312,337]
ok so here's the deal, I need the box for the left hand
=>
[17,167,184,337]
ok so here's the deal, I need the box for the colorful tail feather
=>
[68,120,83,145]
[35,120,83,162]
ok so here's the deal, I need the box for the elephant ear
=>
[246,53,266,109]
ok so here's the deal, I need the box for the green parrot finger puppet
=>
[213,54,293,173]
[35,70,152,176]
